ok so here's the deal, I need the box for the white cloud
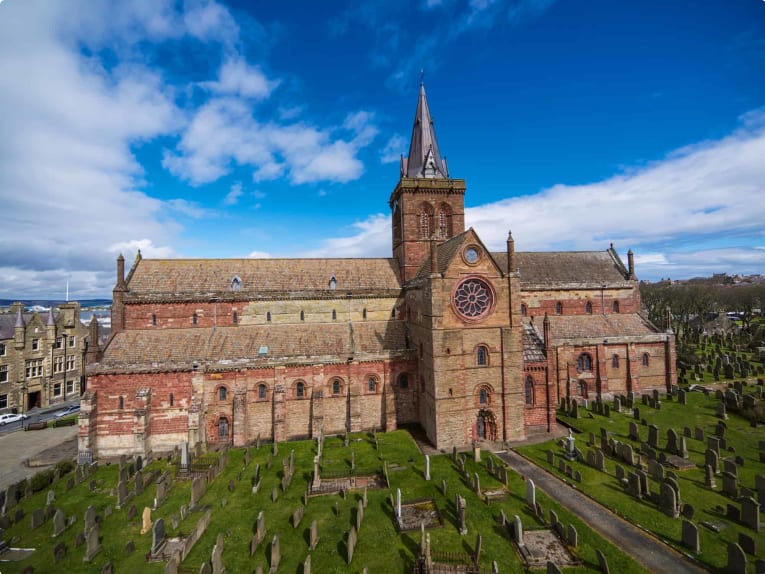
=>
[247,250,272,258]
[224,182,244,205]
[301,214,391,258]
[108,239,177,259]
[380,134,407,163]
[166,101,379,185]
[204,57,279,100]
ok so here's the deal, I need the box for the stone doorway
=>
[217,416,229,442]
[27,391,41,409]
[476,409,497,441]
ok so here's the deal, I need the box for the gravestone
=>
[628,422,640,441]
[727,542,746,574]
[84,523,101,562]
[526,479,536,509]
[347,526,357,564]
[135,470,143,495]
[694,427,704,441]
[52,509,67,537]
[648,425,659,449]
[124,540,135,556]
[191,476,205,508]
[152,518,166,554]
[706,449,719,474]
[739,533,756,556]
[660,482,679,518]
[211,533,224,574]
[309,519,319,550]
[722,472,739,498]
[666,429,679,455]
[424,455,430,481]
[46,490,55,506]
[141,507,152,535]
[741,497,760,532]
[513,515,523,545]
[53,540,67,563]
[30,508,44,529]
[292,505,305,529]
[567,524,578,547]
[681,520,700,552]
[596,549,610,574]
[84,506,96,531]
[269,535,280,573]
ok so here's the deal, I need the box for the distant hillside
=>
[0,299,112,309]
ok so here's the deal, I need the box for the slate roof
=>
[414,231,471,279]
[404,83,448,179]
[492,250,630,288]
[0,312,55,339]
[125,258,402,297]
[92,320,409,373]
[546,314,657,341]
[523,322,547,362]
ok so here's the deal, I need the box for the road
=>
[0,401,78,437]
[499,450,709,574]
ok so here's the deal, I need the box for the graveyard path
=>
[499,450,710,574]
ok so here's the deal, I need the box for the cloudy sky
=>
[1,0,764,299]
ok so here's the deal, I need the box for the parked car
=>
[0,413,29,426]
[54,404,80,418]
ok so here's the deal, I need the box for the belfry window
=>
[577,353,593,372]
[419,209,430,239]
[437,208,449,238]
[169,393,174,406]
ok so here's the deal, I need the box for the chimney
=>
[116,254,126,290]
[507,230,515,274]
[627,249,635,279]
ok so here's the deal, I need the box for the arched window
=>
[300,310,305,321]
[520,304,527,316]
[577,353,593,372]
[437,207,451,238]
[332,309,337,320]
[169,393,174,406]
[258,384,267,400]
[332,379,341,396]
[296,381,305,398]
[399,373,409,389]
[479,388,488,405]
[192,312,198,325]
[612,301,620,313]
[231,276,242,292]
[232,311,238,324]
[118,396,124,410]
[525,376,534,405]
[218,417,229,441]
[585,301,593,314]
[476,346,488,367]
[368,377,376,393]
[642,353,650,367]
[555,302,563,315]
[329,275,337,290]
[151,314,157,326]
[362,308,367,320]
[612,354,619,368]
[419,208,430,239]
[218,387,227,401]
[266,311,272,322]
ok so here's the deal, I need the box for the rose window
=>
[453,278,494,320]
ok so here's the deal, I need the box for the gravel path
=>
[499,450,710,574]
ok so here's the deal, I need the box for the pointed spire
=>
[405,82,448,179]
[46,307,55,326]
[15,307,25,328]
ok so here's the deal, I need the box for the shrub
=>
[54,460,74,476]
[30,469,54,492]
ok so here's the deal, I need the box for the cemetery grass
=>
[4,430,649,573]
[518,390,765,572]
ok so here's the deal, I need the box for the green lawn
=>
[3,430,650,573]
[518,390,765,573]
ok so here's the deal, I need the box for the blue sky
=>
[1,0,764,299]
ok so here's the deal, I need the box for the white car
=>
[54,404,80,418]
[0,413,29,426]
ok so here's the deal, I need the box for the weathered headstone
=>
[727,542,746,574]
[269,535,280,573]
[347,526,357,564]
[84,523,102,562]
[151,518,166,554]
[681,520,699,552]
[309,519,319,550]
[526,479,536,509]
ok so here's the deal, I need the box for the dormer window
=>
[329,275,337,290]
[231,276,242,292]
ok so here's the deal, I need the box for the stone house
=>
[0,302,96,414]
[81,84,676,458]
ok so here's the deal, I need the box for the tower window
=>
[585,301,593,314]
[642,353,650,367]
[296,381,305,398]
[368,377,376,393]
[192,312,198,325]
[577,353,593,372]
[476,346,488,366]
[151,314,157,326]
[612,354,619,369]
[525,376,534,405]
[419,208,430,239]
[332,379,341,396]
[232,311,238,324]
[300,310,305,321]
[266,311,272,322]
[612,301,620,313]
[479,388,488,405]
[218,387,227,401]
[520,304,527,316]
[258,384,267,400]
[555,302,562,315]
[332,309,337,320]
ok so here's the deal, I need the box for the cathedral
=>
[80,84,676,459]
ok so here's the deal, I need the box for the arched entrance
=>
[217,416,229,442]
[476,409,497,441]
